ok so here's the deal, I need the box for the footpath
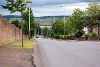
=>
[0,42,36,67]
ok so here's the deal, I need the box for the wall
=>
[0,15,28,44]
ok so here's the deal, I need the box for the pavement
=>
[34,37,100,67]
[0,43,35,67]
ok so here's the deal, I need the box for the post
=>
[22,30,24,47]
[21,20,24,47]
[29,0,31,40]
[64,15,65,39]
[59,6,66,39]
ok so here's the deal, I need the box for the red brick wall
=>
[0,15,28,44]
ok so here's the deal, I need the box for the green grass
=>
[18,39,34,48]
[23,39,33,48]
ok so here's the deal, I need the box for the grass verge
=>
[17,39,34,48]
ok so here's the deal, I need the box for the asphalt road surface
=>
[34,37,100,67]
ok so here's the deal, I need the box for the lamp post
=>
[29,0,31,40]
[60,6,66,38]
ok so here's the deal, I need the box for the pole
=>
[21,20,23,47]
[60,6,66,38]
[64,14,65,38]
[38,28,39,35]
[29,0,31,40]
[53,16,55,23]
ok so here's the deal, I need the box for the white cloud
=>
[32,2,88,17]
[0,2,88,17]
[32,0,48,3]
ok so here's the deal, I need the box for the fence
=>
[0,15,28,44]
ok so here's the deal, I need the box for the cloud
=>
[32,2,88,17]
[32,0,48,2]
[31,0,86,6]
[0,2,88,16]
[0,0,99,17]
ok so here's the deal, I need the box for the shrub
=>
[65,34,74,40]
[59,35,64,39]
[75,31,84,38]
[84,33,91,40]
[54,35,60,39]
[91,32,97,39]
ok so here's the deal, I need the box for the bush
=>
[65,34,74,40]
[91,32,97,39]
[54,34,74,40]
[75,31,84,38]
[54,35,65,39]
[84,33,91,40]
[54,35,60,39]
[59,35,64,39]
[42,27,49,37]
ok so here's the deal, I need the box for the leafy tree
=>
[22,8,35,36]
[65,18,74,34]
[1,0,36,37]
[84,1,100,36]
[42,27,49,37]
[1,0,30,13]
[48,28,54,37]
[67,9,85,38]
[52,19,67,35]
[22,8,40,37]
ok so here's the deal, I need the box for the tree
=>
[84,1,100,37]
[52,19,68,35]
[1,0,34,37]
[42,27,49,37]
[65,18,74,34]
[22,8,36,37]
[67,9,85,38]
[1,0,30,13]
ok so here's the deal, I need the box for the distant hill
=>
[3,15,21,20]
[35,16,69,19]
[3,15,69,26]
[3,15,69,20]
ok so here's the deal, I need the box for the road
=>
[34,37,100,67]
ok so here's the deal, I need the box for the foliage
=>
[75,31,85,38]
[42,27,49,37]
[65,19,75,34]
[65,34,74,40]
[52,19,67,35]
[22,8,36,36]
[48,28,54,37]
[1,0,36,37]
[91,32,98,39]
[68,9,85,32]
[84,33,91,40]
[83,1,100,33]
[1,0,30,13]
[12,20,21,29]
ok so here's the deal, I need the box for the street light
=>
[29,0,31,40]
[60,6,66,38]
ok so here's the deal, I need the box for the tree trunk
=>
[88,25,93,33]
[97,25,100,40]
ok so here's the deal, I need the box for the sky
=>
[0,0,100,17]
